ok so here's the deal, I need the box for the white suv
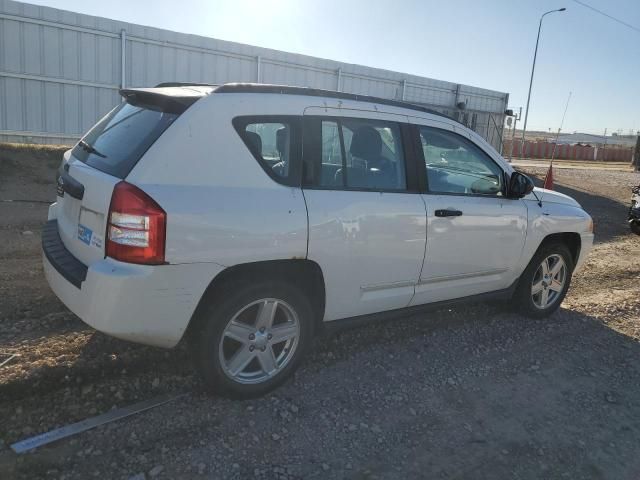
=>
[43,83,594,397]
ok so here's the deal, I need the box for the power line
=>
[571,0,640,33]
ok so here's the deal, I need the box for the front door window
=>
[418,127,503,196]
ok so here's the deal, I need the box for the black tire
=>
[630,220,640,236]
[190,280,315,398]
[513,242,574,319]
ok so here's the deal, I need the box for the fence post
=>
[499,93,509,155]
[120,29,126,89]
[256,56,262,83]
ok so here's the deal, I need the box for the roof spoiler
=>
[119,88,205,114]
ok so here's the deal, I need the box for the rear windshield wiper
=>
[79,140,107,158]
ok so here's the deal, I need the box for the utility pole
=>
[602,127,608,161]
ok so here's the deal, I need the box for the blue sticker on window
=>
[77,224,93,245]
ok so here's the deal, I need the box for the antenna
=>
[550,91,572,162]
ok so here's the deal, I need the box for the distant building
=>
[556,133,637,148]
[511,130,639,148]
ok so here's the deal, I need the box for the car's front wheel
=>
[190,280,315,398]
[514,243,574,318]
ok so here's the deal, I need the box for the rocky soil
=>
[1,145,639,479]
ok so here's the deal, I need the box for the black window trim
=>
[301,115,421,194]
[406,124,427,193]
[232,115,303,187]
[414,125,508,198]
[336,118,349,188]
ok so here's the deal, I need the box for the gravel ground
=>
[1,145,639,479]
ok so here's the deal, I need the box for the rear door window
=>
[72,102,180,179]
[307,117,408,191]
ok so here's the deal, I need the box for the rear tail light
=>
[106,182,166,265]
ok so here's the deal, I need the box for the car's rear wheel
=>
[514,243,574,318]
[190,281,315,398]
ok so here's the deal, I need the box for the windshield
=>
[71,102,179,179]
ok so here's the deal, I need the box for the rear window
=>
[72,102,179,179]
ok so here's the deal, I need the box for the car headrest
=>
[245,131,262,156]
[350,126,382,159]
[276,127,287,155]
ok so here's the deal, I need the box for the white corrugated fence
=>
[0,0,508,149]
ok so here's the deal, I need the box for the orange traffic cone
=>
[543,163,554,190]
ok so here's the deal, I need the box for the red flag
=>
[543,163,554,190]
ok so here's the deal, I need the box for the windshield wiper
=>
[79,140,107,158]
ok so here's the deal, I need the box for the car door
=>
[409,120,527,306]
[302,108,427,321]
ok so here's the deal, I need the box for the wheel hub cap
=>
[252,330,269,350]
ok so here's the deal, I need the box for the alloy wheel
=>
[531,254,567,309]
[218,298,300,384]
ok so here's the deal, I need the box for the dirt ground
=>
[1,144,639,480]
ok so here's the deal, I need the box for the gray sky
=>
[26,0,640,134]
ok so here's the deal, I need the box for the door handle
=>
[435,209,463,217]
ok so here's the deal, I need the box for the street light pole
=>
[520,7,566,158]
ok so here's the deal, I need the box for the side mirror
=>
[508,171,535,199]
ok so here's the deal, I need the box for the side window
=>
[314,118,407,191]
[419,127,504,196]
[234,117,300,185]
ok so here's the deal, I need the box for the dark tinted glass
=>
[72,102,179,179]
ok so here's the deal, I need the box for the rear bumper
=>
[42,220,88,288]
[42,223,225,348]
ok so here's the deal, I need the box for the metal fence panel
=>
[0,0,508,150]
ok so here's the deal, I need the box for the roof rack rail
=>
[154,82,218,88]
[213,83,454,121]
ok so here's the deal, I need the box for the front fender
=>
[520,200,593,271]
